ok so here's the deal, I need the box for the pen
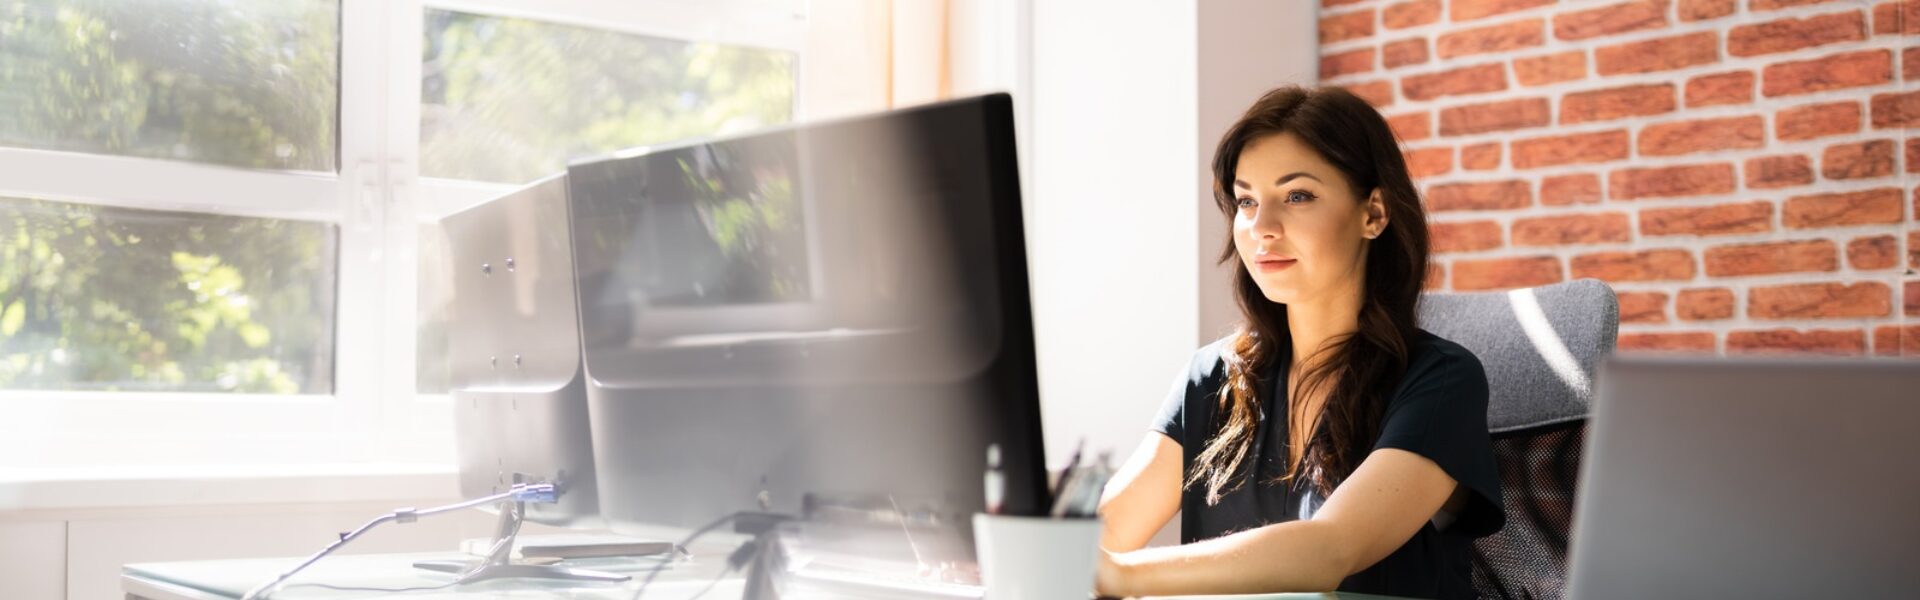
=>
[984,444,1005,515]
[1047,439,1087,517]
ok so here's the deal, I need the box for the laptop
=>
[1568,356,1920,599]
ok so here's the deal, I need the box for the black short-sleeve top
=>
[1150,329,1504,600]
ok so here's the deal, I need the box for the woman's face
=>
[1231,133,1387,306]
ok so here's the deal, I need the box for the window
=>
[0,0,1021,468]
[0,0,339,171]
[412,6,802,394]
[0,0,342,398]
[420,9,795,184]
[0,0,817,466]
[0,196,337,394]
[0,0,354,468]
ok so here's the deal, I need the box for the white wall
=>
[1196,3,1321,343]
[1028,0,1201,470]
[1027,0,1319,468]
[0,521,65,600]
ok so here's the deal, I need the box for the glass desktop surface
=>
[124,552,1424,600]
[123,551,726,599]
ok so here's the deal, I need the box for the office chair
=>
[1417,279,1618,600]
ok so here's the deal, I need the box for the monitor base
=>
[412,560,632,583]
[413,499,631,585]
[724,512,795,600]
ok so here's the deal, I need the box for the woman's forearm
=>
[1099,433,1187,553]
[1105,518,1355,597]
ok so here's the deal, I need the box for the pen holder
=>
[972,513,1102,600]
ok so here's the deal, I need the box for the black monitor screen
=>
[588,134,811,309]
[565,95,1048,554]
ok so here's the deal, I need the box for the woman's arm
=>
[1096,432,1184,552]
[1097,447,1459,596]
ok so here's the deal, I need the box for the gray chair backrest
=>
[1417,279,1619,433]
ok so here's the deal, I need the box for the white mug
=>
[972,513,1102,600]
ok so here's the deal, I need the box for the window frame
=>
[0,0,814,467]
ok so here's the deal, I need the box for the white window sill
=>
[0,463,460,516]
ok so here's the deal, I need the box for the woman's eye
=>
[1236,197,1256,209]
[1285,190,1317,204]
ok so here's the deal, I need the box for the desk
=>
[124,551,737,600]
[123,552,1412,600]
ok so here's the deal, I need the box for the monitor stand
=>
[412,500,632,584]
[735,513,793,600]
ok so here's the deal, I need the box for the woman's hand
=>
[1087,449,1463,595]
[1095,549,1131,598]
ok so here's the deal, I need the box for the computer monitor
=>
[440,174,600,529]
[565,93,1047,557]
[1569,356,1920,598]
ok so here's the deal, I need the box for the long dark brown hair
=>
[1187,85,1431,504]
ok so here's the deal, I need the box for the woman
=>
[1095,85,1503,599]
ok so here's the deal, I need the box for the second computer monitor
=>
[441,174,600,527]
[565,94,1046,537]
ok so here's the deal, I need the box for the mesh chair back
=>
[1418,279,1617,600]
[1470,420,1584,599]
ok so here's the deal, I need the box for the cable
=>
[238,511,400,600]
[239,483,557,600]
[687,571,729,600]
[686,547,748,600]
[661,537,759,600]
[629,511,750,600]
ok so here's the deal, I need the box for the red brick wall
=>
[1318,0,1919,356]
